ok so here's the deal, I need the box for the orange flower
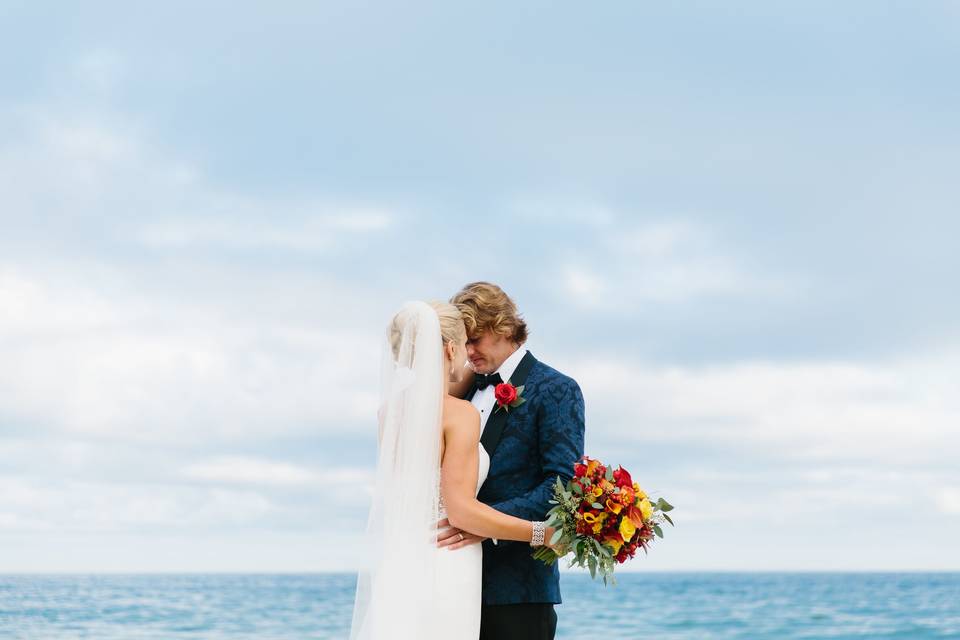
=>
[586,458,600,477]
[627,505,645,527]
[605,499,623,514]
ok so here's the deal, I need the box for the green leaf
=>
[663,513,674,526]
[549,528,564,546]
[588,555,597,579]
[571,482,583,495]
[591,502,603,509]
[605,467,614,482]
[653,524,663,538]
[657,498,674,512]
[515,385,524,395]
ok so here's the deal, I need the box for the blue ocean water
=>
[1,572,958,639]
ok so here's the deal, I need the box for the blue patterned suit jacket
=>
[471,351,585,606]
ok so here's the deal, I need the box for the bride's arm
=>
[440,402,548,543]
[447,361,475,399]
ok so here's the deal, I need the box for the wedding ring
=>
[458,532,464,542]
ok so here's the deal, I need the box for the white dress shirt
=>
[471,345,528,435]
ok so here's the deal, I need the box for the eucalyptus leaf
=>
[653,524,664,538]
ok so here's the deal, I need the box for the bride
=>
[349,301,555,640]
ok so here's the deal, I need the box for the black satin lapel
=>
[479,351,537,457]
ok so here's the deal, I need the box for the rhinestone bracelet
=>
[530,520,546,547]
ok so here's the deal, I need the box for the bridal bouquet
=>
[533,456,674,583]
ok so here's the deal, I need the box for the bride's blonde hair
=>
[429,301,466,348]
[388,301,466,359]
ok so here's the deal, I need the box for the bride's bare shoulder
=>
[443,396,480,428]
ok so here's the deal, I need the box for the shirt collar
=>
[494,345,528,384]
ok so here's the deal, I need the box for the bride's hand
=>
[543,526,568,554]
[436,518,486,550]
[544,526,556,548]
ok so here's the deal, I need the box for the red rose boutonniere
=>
[494,382,526,413]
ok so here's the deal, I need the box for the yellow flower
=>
[586,459,599,476]
[600,479,614,492]
[639,498,653,521]
[605,499,622,514]
[633,483,647,499]
[606,537,624,555]
[619,516,636,541]
[592,520,603,534]
[591,485,603,498]
[583,512,598,524]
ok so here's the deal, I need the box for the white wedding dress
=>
[350,301,490,640]
[434,443,490,638]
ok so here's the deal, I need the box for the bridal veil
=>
[350,301,444,639]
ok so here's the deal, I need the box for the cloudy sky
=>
[1,1,958,572]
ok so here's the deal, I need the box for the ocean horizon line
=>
[5,569,959,575]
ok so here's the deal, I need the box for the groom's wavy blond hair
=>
[450,282,528,344]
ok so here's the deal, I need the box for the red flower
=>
[613,466,633,489]
[573,463,587,478]
[494,382,518,406]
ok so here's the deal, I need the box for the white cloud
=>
[73,49,127,93]
[609,219,704,259]
[563,266,609,306]
[138,204,394,251]
[0,103,400,444]
[0,476,276,533]
[0,269,380,443]
[554,216,799,307]
[568,348,960,462]
[181,455,321,486]
[937,487,960,515]
[507,196,617,226]
[0,99,398,256]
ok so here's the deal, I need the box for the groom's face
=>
[466,330,518,374]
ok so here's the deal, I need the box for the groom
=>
[440,282,585,640]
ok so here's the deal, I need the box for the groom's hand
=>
[436,518,486,550]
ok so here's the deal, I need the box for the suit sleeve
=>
[488,376,585,530]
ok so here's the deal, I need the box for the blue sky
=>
[1,1,958,572]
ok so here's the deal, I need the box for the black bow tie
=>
[474,372,503,390]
